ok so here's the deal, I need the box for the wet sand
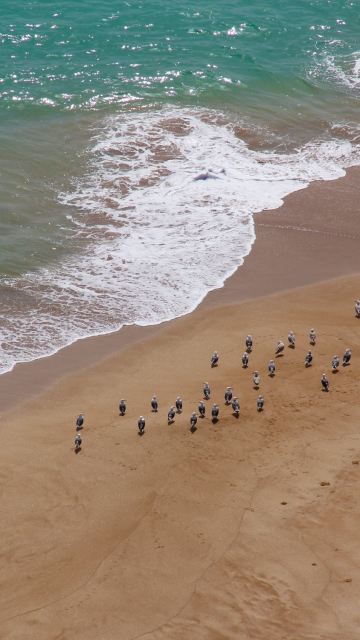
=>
[1,167,359,414]
[1,168,360,639]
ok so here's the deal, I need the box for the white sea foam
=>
[312,50,360,91]
[1,106,360,375]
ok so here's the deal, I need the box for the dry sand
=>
[1,168,360,639]
[1,276,360,639]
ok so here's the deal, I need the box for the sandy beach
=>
[1,169,360,639]
[1,167,359,414]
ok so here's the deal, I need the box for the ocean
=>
[1,0,360,375]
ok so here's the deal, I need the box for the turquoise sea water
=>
[0,1,360,373]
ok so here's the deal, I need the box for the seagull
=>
[332,355,339,371]
[305,351,313,367]
[119,400,126,416]
[242,352,249,368]
[253,371,260,388]
[75,433,82,449]
[245,335,253,351]
[211,351,219,367]
[176,397,182,413]
[76,413,84,430]
[275,341,284,355]
[204,382,211,400]
[268,360,275,375]
[321,374,329,391]
[231,397,240,414]
[309,328,316,344]
[343,349,351,366]
[288,331,295,347]
[212,404,219,421]
[224,387,232,404]
[257,395,264,411]
[138,416,145,433]
[151,396,158,412]
[190,412,198,430]
[355,301,360,317]
[168,406,175,422]
[198,401,205,417]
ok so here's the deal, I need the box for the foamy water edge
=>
[1,106,360,376]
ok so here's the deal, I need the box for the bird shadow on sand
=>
[211,364,218,368]
[321,388,330,392]
[253,385,259,390]
[232,412,239,419]
[138,431,145,436]
[288,344,295,349]
[212,418,218,424]
[275,353,284,358]
[190,425,197,433]
[75,447,82,454]
[268,373,275,378]
[332,369,339,374]
[168,420,174,425]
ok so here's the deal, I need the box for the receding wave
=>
[1,105,360,375]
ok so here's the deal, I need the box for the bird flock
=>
[127,328,351,435]
[74,301,358,449]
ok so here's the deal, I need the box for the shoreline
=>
[1,165,360,414]
[1,162,360,637]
